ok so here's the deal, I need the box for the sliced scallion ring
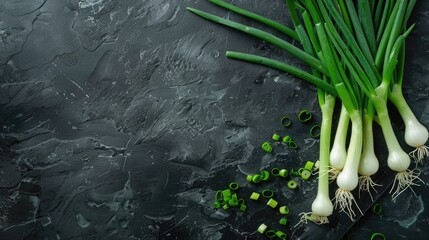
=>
[310,124,321,138]
[280,116,292,127]
[298,109,312,122]
[239,204,247,212]
[272,133,281,141]
[304,161,315,171]
[370,233,386,240]
[262,189,274,198]
[282,135,292,143]
[288,141,298,149]
[300,169,311,180]
[279,206,289,214]
[287,180,297,189]
[260,170,270,180]
[275,230,287,240]
[267,198,278,208]
[265,230,276,238]
[271,168,280,176]
[279,169,288,178]
[229,182,239,190]
[372,203,382,215]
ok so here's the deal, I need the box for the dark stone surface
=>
[0,0,428,239]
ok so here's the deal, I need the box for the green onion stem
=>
[207,0,299,40]
[186,7,328,75]
[225,51,338,96]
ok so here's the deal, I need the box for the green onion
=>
[257,223,268,234]
[272,133,281,141]
[279,206,290,215]
[280,116,292,127]
[261,142,273,153]
[250,192,260,200]
[262,189,274,198]
[287,180,297,189]
[310,124,321,138]
[267,198,279,208]
[298,109,313,122]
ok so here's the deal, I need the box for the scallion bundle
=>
[187,0,426,223]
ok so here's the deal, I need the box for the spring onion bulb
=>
[390,84,429,164]
[372,96,424,200]
[334,111,363,220]
[329,104,349,180]
[358,105,381,200]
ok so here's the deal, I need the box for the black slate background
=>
[0,0,428,239]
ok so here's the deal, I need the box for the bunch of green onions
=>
[187,0,427,223]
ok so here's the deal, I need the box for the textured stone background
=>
[0,0,428,239]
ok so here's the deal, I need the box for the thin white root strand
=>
[328,166,341,182]
[333,189,363,221]
[294,212,330,228]
[389,169,425,200]
[294,212,311,227]
[358,175,382,201]
[409,145,429,165]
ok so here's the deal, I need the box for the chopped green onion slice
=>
[310,124,321,138]
[223,204,229,210]
[246,175,253,182]
[300,169,312,180]
[282,135,292,143]
[372,203,383,215]
[298,110,312,122]
[239,204,247,212]
[370,233,386,240]
[265,230,276,238]
[314,160,320,170]
[257,223,268,234]
[229,182,239,190]
[271,168,280,176]
[260,170,270,180]
[238,198,245,205]
[222,189,231,199]
[291,169,300,176]
[279,169,288,178]
[275,230,287,240]
[262,142,273,153]
[262,189,274,198]
[252,174,261,183]
[298,168,305,175]
[250,192,260,200]
[213,201,221,208]
[304,161,315,171]
[267,198,278,208]
[281,116,292,127]
[215,190,222,201]
[287,180,297,189]
[288,141,298,149]
[279,218,288,225]
[228,199,238,207]
[272,133,281,141]
[279,206,290,215]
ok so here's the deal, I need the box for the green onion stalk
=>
[329,104,349,181]
[324,0,422,200]
[387,0,429,164]
[286,0,336,224]
[315,17,364,220]
[358,101,381,201]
